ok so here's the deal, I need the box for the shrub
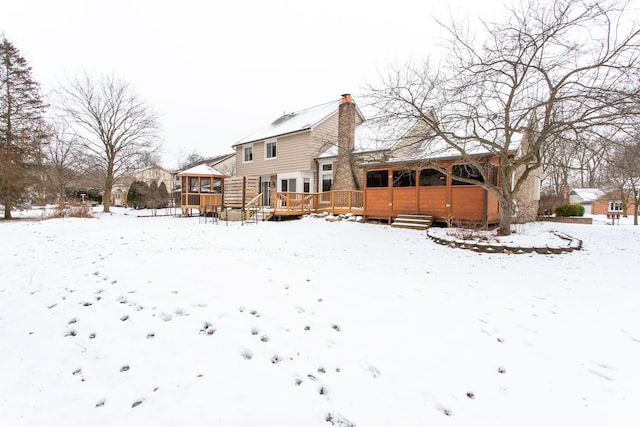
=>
[554,204,585,217]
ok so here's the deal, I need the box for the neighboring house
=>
[111,165,173,207]
[232,94,366,206]
[568,188,606,214]
[570,187,637,216]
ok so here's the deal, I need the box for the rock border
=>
[426,230,583,254]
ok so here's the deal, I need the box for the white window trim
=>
[265,138,277,160]
[243,144,254,163]
[319,162,333,192]
[609,200,623,212]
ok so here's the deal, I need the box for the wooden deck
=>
[273,190,363,216]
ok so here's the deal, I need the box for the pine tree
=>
[126,180,148,209]
[0,37,47,219]
[157,181,169,208]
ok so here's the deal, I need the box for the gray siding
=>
[236,131,314,177]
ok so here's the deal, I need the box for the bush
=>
[554,204,585,217]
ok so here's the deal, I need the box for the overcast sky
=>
[2,0,636,169]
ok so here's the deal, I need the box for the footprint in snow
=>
[271,354,282,364]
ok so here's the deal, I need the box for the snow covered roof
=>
[233,100,341,146]
[317,117,416,159]
[177,164,225,176]
[569,188,606,202]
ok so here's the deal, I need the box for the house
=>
[111,165,173,207]
[232,94,539,225]
[570,187,638,216]
[568,188,606,214]
[232,94,366,207]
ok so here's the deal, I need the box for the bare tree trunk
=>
[498,196,514,236]
[3,199,11,219]
[103,166,113,213]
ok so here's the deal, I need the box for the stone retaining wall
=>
[427,231,583,254]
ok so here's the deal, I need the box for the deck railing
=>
[274,190,363,216]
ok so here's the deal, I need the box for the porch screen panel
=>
[452,164,484,185]
[393,170,416,187]
[189,177,199,192]
[419,169,446,186]
[200,177,212,193]
[366,170,388,188]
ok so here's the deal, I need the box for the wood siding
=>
[362,158,503,224]
[418,187,447,217]
[236,131,314,177]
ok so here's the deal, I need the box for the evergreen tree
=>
[0,37,47,219]
[148,180,159,208]
[126,180,148,209]
[157,181,169,208]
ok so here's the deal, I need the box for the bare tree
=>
[606,137,640,225]
[368,0,640,235]
[43,122,85,203]
[55,74,160,213]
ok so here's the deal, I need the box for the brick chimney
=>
[338,94,355,152]
[332,94,357,190]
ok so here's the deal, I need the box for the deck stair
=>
[391,214,434,230]
[252,208,274,222]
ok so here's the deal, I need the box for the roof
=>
[569,188,606,202]
[317,117,416,159]
[177,164,225,176]
[175,153,235,174]
[233,99,343,146]
[361,135,503,168]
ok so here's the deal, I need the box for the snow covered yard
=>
[1,210,639,426]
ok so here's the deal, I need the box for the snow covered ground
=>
[1,208,639,426]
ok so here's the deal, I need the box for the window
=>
[419,169,446,186]
[452,164,484,185]
[490,165,499,186]
[281,178,296,192]
[322,163,333,171]
[393,170,416,187]
[366,170,389,188]
[243,145,253,162]
[609,200,623,212]
[303,178,310,193]
[265,140,277,159]
[181,176,187,193]
[322,174,332,192]
[189,177,199,192]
